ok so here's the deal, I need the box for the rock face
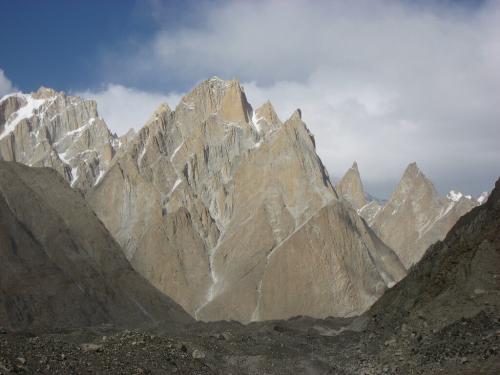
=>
[0,88,119,195]
[0,161,191,332]
[336,161,367,210]
[359,162,479,269]
[368,177,500,332]
[89,77,406,322]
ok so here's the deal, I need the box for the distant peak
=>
[255,100,281,125]
[145,103,171,126]
[33,87,57,99]
[336,161,366,210]
[155,102,172,114]
[208,76,225,82]
[402,162,421,178]
[289,108,302,121]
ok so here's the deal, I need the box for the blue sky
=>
[0,0,160,92]
[1,0,499,197]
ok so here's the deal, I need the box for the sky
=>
[1,0,499,198]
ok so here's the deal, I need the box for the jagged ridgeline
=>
[336,161,482,269]
[0,78,406,322]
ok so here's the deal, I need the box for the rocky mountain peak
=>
[336,161,367,210]
[218,79,252,123]
[33,86,58,99]
[288,108,302,121]
[402,161,420,178]
[254,100,281,128]
[177,77,252,126]
[88,78,405,322]
[362,162,479,269]
[0,88,120,195]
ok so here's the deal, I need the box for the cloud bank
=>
[0,69,15,97]
[99,0,500,197]
[76,84,182,135]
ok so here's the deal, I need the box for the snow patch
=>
[0,94,46,140]
[167,178,182,197]
[170,141,184,162]
[251,111,263,134]
[70,166,79,187]
[477,192,489,204]
[447,190,472,202]
[94,169,106,186]
[65,117,95,137]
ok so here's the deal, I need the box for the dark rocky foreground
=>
[0,311,498,374]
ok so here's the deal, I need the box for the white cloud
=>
[76,84,182,135]
[0,69,15,97]
[101,0,500,196]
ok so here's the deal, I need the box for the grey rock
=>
[0,161,192,332]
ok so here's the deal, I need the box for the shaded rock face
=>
[0,88,119,195]
[0,161,192,332]
[89,77,406,322]
[359,162,478,269]
[368,177,500,332]
[336,161,367,210]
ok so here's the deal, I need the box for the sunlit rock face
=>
[89,77,406,322]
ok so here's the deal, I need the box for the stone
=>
[81,343,103,352]
[192,349,206,359]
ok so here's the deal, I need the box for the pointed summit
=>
[402,162,421,179]
[368,163,478,268]
[289,108,302,121]
[33,87,57,99]
[178,77,251,124]
[255,100,281,127]
[218,80,251,123]
[336,161,367,210]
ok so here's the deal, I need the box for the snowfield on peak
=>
[0,93,48,140]
[447,190,472,202]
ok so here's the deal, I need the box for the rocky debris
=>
[0,311,497,374]
[80,343,103,352]
[89,77,405,322]
[192,349,206,359]
[0,161,191,332]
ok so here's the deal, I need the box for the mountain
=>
[335,161,367,210]
[367,177,500,332]
[88,77,406,322]
[359,162,479,268]
[0,88,120,195]
[0,161,191,332]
